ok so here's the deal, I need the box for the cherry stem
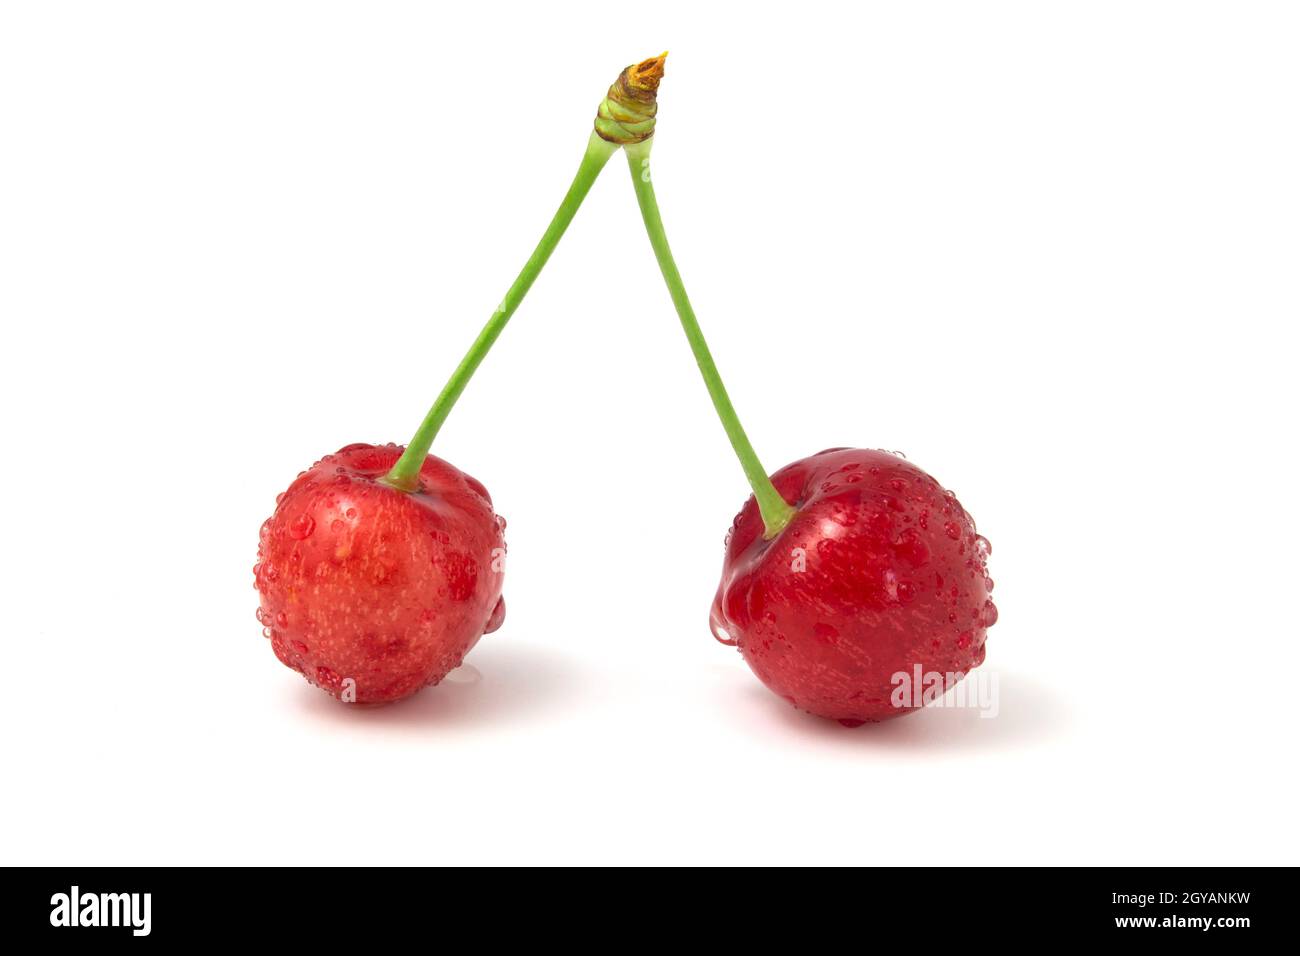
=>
[384,132,619,491]
[624,140,797,539]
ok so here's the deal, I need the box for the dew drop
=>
[289,514,316,540]
[709,608,738,647]
[974,534,992,558]
[981,600,999,627]
[829,503,856,526]
[944,521,962,540]
[882,568,899,601]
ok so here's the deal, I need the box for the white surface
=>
[2,1,1297,866]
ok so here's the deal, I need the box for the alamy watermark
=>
[50,886,151,936]
[891,665,998,717]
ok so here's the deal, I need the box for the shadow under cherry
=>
[291,640,574,732]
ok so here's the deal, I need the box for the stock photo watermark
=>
[891,665,999,718]
[50,887,151,936]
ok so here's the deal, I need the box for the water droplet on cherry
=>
[981,600,999,627]
[709,608,738,646]
[289,514,316,540]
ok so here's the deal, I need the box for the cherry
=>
[620,64,995,724]
[252,58,663,702]
[710,448,996,724]
[255,443,506,704]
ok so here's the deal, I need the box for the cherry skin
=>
[710,448,996,725]
[254,443,506,704]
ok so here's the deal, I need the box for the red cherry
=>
[254,443,506,704]
[710,448,995,724]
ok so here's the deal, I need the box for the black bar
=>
[3,866,1289,943]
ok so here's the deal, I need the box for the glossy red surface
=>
[254,443,506,704]
[711,448,995,725]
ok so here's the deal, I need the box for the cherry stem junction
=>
[624,139,796,539]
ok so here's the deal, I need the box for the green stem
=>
[385,132,618,490]
[624,140,797,538]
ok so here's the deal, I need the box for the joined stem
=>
[384,132,618,491]
[624,140,797,539]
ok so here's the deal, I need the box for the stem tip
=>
[629,53,668,92]
[594,53,669,145]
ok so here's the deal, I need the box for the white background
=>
[2,1,1297,866]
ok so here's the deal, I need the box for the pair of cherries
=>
[254,56,995,726]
